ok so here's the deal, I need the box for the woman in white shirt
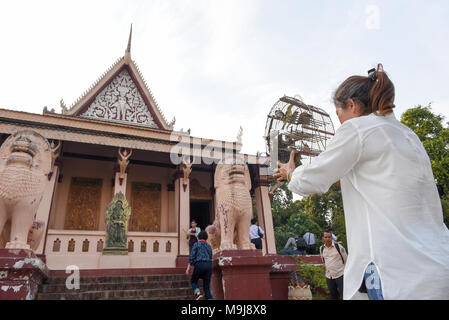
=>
[274,64,449,300]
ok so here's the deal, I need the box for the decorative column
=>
[175,160,192,267]
[254,174,277,255]
[35,140,62,258]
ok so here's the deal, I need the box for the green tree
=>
[401,104,449,228]
[270,182,295,228]
[298,185,347,249]
[270,181,325,252]
[274,210,323,253]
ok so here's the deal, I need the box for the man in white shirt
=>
[320,231,347,300]
[249,218,264,250]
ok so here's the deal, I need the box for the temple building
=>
[0,28,276,271]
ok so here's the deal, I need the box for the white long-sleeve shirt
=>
[249,224,264,240]
[288,112,449,300]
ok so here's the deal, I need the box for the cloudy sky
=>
[0,0,448,156]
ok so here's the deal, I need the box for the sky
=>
[0,0,448,157]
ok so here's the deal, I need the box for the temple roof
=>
[62,25,174,131]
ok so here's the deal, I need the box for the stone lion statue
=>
[206,157,255,251]
[0,130,51,250]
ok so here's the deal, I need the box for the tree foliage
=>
[270,181,324,253]
[274,210,323,253]
[270,182,295,228]
[401,104,449,227]
[298,185,347,249]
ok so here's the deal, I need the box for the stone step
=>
[43,274,190,285]
[39,279,194,294]
[36,272,205,300]
[36,287,195,300]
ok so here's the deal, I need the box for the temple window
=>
[52,238,61,252]
[140,240,147,252]
[153,240,159,253]
[68,239,76,252]
[165,241,171,253]
[97,239,104,252]
[82,239,90,252]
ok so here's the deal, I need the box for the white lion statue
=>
[0,130,51,250]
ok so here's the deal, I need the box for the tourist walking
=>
[274,64,449,299]
[319,231,347,300]
[185,231,213,300]
[249,218,264,250]
[303,231,316,254]
[187,219,200,253]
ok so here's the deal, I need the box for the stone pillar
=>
[254,176,277,255]
[0,249,48,300]
[210,250,273,300]
[37,163,61,256]
[175,166,191,267]
[114,171,127,195]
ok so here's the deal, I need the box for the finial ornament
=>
[169,117,176,130]
[60,98,68,114]
[124,24,133,63]
[237,126,243,144]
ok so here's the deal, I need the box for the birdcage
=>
[264,96,335,167]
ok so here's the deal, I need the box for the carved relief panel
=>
[129,182,161,232]
[64,177,102,230]
[81,69,158,128]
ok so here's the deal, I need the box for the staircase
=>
[36,273,203,300]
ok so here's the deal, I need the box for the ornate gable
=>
[62,26,174,130]
[81,68,158,128]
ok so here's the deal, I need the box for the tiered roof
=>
[63,25,174,131]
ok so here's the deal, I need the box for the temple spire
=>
[124,24,132,63]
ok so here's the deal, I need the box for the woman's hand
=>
[185,265,191,274]
[273,150,297,182]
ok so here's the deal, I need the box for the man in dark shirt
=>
[186,231,213,300]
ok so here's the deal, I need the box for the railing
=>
[45,229,179,269]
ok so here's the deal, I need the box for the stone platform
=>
[0,249,49,300]
[210,250,322,300]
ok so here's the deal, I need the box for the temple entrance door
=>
[190,200,211,231]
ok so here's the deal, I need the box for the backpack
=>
[295,237,307,251]
[320,242,345,264]
[257,226,264,239]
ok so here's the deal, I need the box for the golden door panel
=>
[64,177,102,230]
[129,182,161,232]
